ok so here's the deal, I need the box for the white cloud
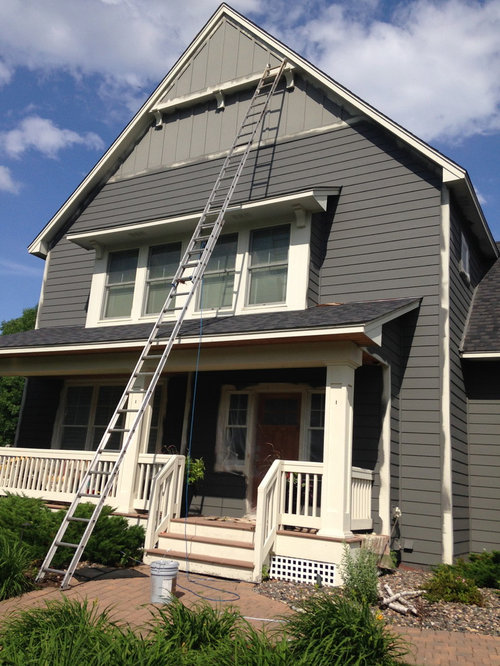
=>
[0,1,498,144]
[0,166,21,194]
[0,116,104,159]
[0,59,12,86]
[268,0,500,143]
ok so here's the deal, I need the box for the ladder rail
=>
[36,60,287,590]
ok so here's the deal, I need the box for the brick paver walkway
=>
[0,565,498,665]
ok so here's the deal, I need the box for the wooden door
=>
[251,393,301,506]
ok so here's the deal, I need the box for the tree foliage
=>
[0,306,37,447]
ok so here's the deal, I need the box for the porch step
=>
[158,530,254,561]
[169,517,255,545]
[143,548,255,582]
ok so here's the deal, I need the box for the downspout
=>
[440,184,453,564]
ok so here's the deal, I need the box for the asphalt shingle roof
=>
[0,298,417,350]
[463,258,500,353]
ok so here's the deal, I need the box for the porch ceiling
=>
[0,298,419,376]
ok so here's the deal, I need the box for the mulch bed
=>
[256,568,500,636]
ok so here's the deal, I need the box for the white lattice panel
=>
[269,555,336,586]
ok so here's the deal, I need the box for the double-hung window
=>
[248,225,290,305]
[144,242,181,315]
[199,234,237,310]
[103,249,138,318]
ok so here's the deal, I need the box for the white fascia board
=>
[461,351,500,359]
[0,323,370,358]
[363,298,421,345]
[66,188,339,250]
[28,5,233,259]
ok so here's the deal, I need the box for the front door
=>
[251,393,301,506]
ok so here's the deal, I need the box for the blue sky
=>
[1,0,499,324]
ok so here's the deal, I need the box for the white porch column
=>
[319,349,362,538]
[115,383,151,513]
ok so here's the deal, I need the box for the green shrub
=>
[0,533,35,600]
[284,593,408,665]
[0,494,60,562]
[341,544,379,605]
[53,503,145,568]
[455,551,500,589]
[0,597,127,665]
[424,565,483,605]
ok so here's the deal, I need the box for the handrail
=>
[253,459,282,581]
[144,455,185,550]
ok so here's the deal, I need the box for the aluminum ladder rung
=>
[36,58,287,591]
[55,541,79,549]
[87,469,112,476]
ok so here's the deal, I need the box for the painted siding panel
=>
[448,201,492,557]
[468,398,500,551]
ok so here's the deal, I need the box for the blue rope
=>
[181,278,240,603]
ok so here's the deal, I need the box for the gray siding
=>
[448,202,490,557]
[38,239,94,329]
[316,125,442,566]
[39,123,441,334]
[468,398,500,551]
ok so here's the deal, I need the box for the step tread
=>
[145,548,254,569]
[170,517,255,532]
[158,532,254,550]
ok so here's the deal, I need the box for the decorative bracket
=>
[215,90,225,110]
[292,204,308,228]
[154,110,163,128]
[284,69,295,90]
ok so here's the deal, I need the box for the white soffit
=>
[66,188,339,251]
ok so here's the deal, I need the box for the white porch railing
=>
[254,460,373,579]
[0,448,171,511]
[144,455,185,550]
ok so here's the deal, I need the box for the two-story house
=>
[0,3,498,584]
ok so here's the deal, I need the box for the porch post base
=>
[317,527,354,540]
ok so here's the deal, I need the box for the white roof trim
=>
[66,188,339,250]
[461,351,500,359]
[28,3,494,260]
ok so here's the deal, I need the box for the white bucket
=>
[150,559,179,604]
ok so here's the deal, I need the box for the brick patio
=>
[0,565,498,665]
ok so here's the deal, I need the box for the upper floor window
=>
[199,234,238,310]
[248,225,290,305]
[144,242,181,315]
[103,249,138,318]
[87,217,309,327]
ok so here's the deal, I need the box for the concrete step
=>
[143,548,255,582]
[169,517,255,545]
[157,530,254,561]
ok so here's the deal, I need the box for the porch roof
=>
[462,254,500,358]
[0,297,419,357]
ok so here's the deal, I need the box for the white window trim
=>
[459,231,471,284]
[85,211,312,327]
[215,384,325,474]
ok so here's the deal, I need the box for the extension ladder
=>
[36,59,287,590]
